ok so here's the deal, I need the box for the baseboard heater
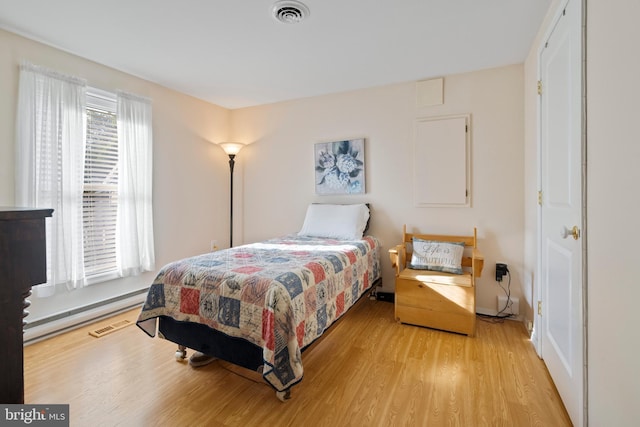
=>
[23,288,148,344]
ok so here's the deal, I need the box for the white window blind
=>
[83,89,118,279]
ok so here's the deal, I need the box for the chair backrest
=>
[402,224,477,270]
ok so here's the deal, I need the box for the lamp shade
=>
[219,142,245,155]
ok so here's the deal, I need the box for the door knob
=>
[561,225,580,240]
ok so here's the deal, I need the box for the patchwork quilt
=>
[136,234,382,392]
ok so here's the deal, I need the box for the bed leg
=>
[276,389,291,402]
[175,345,187,361]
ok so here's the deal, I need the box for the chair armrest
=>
[388,244,406,276]
[472,248,484,278]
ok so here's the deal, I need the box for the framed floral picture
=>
[314,138,365,195]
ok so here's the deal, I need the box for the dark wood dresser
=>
[0,208,53,403]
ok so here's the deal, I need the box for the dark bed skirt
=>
[158,316,264,371]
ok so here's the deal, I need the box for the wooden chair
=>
[388,225,484,336]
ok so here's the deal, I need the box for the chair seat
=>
[398,268,472,287]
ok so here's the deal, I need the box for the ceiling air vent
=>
[272,1,310,24]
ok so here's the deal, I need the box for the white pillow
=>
[298,204,370,240]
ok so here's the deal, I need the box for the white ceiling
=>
[0,0,551,109]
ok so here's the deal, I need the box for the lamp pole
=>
[219,142,244,248]
[228,153,236,247]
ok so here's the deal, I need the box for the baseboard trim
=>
[24,290,147,345]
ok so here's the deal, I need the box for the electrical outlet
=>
[497,296,519,315]
[210,240,219,251]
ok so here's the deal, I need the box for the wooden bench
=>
[388,225,484,336]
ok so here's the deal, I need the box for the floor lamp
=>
[219,143,244,247]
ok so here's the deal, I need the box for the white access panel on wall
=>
[413,114,470,207]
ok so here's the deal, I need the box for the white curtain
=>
[15,63,87,295]
[116,91,155,276]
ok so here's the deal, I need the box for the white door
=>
[539,0,584,426]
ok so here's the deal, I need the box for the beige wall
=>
[0,29,232,319]
[586,0,640,425]
[231,65,526,315]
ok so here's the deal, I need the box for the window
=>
[16,63,155,293]
[84,89,119,281]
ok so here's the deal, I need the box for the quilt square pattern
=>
[180,288,200,315]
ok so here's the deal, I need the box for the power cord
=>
[477,266,515,321]
[496,268,513,317]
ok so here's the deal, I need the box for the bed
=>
[136,203,382,400]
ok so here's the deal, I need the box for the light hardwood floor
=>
[24,298,572,426]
